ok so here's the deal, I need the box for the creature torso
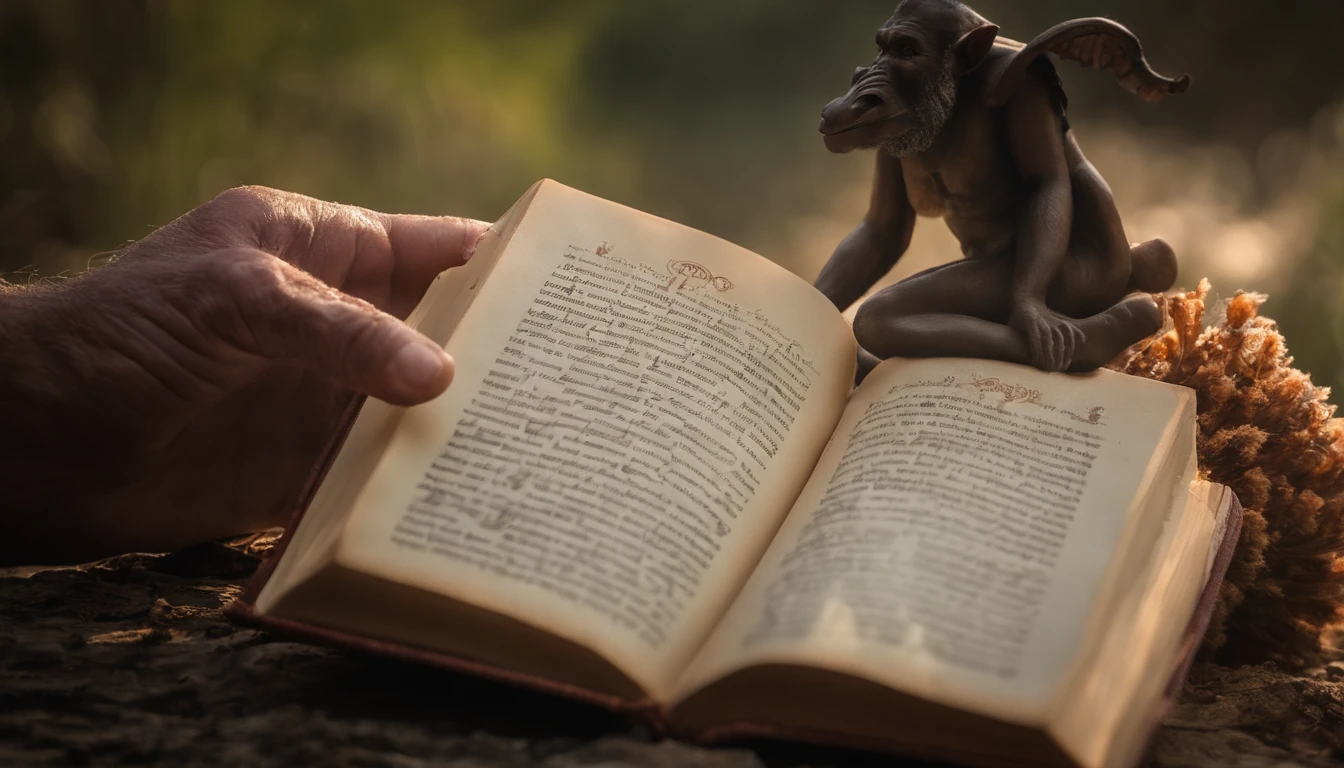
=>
[900,43,1072,259]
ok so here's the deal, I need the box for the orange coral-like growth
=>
[1111,281,1344,665]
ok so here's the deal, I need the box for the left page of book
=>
[325,181,856,702]
[254,182,544,612]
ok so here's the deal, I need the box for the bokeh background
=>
[3,1,1343,391]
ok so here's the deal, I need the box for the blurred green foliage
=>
[2,1,1343,392]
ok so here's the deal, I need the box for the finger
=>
[1050,325,1067,371]
[1044,325,1055,371]
[1036,321,1054,369]
[1063,324,1084,369]
[204,248,454,405]
[1041,323,1057,371]
[1034,325,1047,370]
[1026,321,1045,368]
[1057,326,1073,371]
[383,213,491,311]
[195,187,489,318]
[384,213,490,272]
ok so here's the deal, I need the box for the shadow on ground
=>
[1,535,1341,767]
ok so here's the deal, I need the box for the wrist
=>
[1011,292,1046,311]
[0,283,106,563]
[0,285,73,448]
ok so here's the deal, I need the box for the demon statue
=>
[815,0,1189,375]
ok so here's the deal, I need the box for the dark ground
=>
[2,535,1342,768]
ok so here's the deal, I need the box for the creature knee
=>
[854,292,946,357]
[852,294,914,356]
[1128,238,1178,293]
[852,298,889,354]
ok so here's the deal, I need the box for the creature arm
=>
[1005,75,1079,371]
[814,150,915,311]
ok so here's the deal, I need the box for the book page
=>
[255,183,539,615]
[338,181,856,701]
[1052,479,1217,768]
[675,357,1190,721]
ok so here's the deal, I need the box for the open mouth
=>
[819,111,906,137]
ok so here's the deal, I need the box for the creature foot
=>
[1068,296,1163,372]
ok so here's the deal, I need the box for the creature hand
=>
[0,186,488,565]
[1009,300,1084,372]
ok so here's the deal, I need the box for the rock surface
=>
[2,536,1341,767]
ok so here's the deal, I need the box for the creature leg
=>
[1052,135,1179,310]
[1048,134,1145,317]
[852,260,966,379]
[1047,238,1137,319]
[1044,239,1165,370]
[853,259,1034,364]
[1127,238,1178,293]
[1052,232,1177,308]
[1065,296,1163,371]
[855,257,1161,371]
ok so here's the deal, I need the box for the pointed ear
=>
[955,24,999,74]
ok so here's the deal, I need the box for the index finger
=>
[382,213,491,317]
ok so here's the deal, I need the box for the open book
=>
[228,180,1241,768]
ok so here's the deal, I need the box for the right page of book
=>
[674,357,1190,722]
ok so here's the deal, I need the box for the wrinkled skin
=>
[0,186,487,565]
[815,0,1175,377]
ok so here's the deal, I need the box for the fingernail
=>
[390,342,447,391]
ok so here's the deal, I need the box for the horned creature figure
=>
[815,0,1188,375]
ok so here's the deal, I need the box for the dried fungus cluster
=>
[1111,281,1344,665]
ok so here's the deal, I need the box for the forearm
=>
[818,150,915,311]
[1012,179,1072,306]
[0,271,193,564]
[815,218,912,310]
[0,284,79,455]
[816,224,880,310]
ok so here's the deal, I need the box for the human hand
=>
[1008,299,1084,372]
[0,186,488,565]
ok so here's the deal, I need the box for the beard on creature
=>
[880,58,957,157]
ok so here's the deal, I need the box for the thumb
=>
[205,248,454,405]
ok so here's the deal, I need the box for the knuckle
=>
[209,185,276,212]
[188,186,278,242]
[340,207,396,276]
[333,307,397,368]
[122,186,280,261]
[201,186,273,224]
[205,248,284,293]
[193,249,289,341]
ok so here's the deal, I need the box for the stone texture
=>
[1,536,1341,767]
